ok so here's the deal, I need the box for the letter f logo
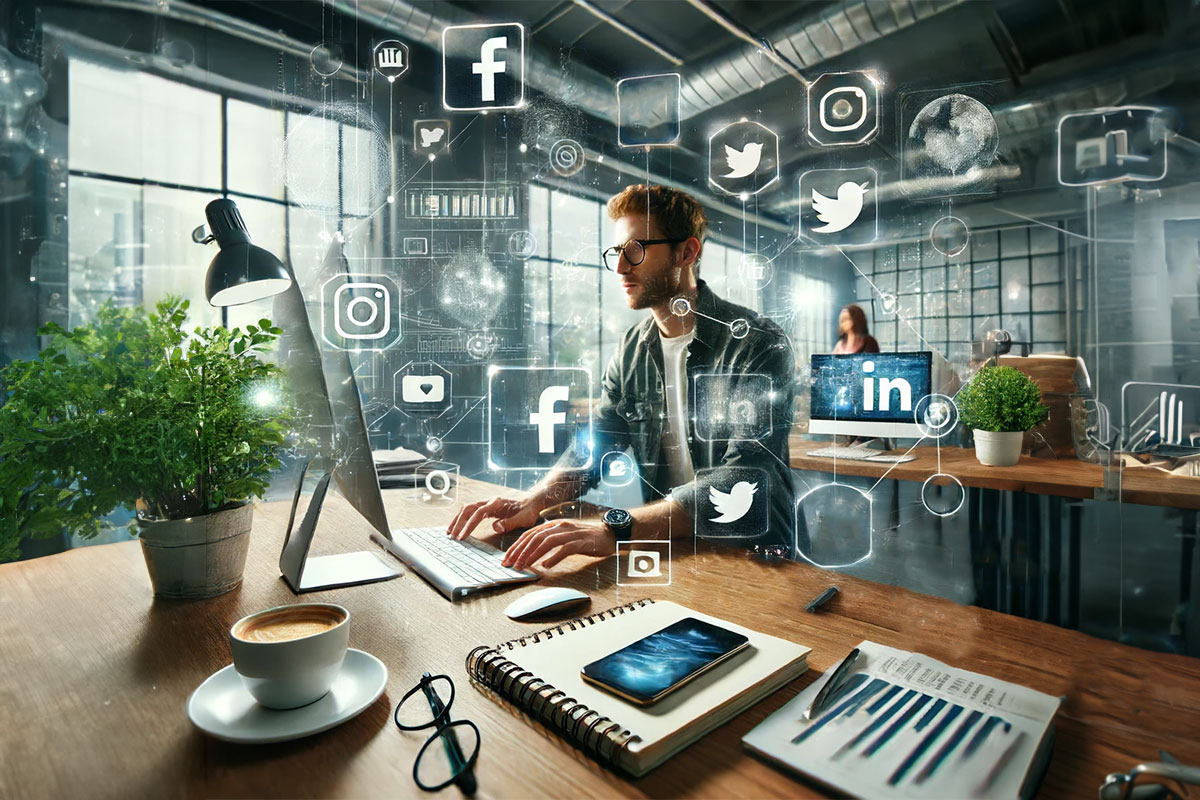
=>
[530,385,570,453]
[472,36,507,102]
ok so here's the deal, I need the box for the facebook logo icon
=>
[488,367,592,471]
[442,23,525,111]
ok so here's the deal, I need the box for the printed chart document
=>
[743,641,1061,799]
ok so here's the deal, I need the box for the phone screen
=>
[581,618,750,705]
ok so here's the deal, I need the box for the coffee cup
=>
[229,603,349,709]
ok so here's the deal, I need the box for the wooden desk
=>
[789,436,1200,510]
[2,478,1199,798]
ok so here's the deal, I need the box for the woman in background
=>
[833,304,880,354]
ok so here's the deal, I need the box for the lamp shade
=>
[203,198,292,307]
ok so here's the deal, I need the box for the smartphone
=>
[580,618,750,706]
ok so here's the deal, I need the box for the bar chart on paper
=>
[743,642,1061,799]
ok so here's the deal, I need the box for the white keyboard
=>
[807,447,916,463]
[377,525,537,600]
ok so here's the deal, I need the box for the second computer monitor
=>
[809,352,932,438]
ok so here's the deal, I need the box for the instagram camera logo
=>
[807,71,880,147]
[321,274,401,351]
[617,540,671,586]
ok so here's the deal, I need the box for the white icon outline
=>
[549,139,586,177]
[601,451,636,488]
[808,71,880,147]
[794,483,874,569]
[408,461,460,505]
[486,366,593,471]
[921,473,965,518]
[1056,105,1168,187]
[393,360,453,420]
[707,120,780,197]
[695,466,769,539]
[616,72,681,148]
[799,168,878,245]
[413,119,451,154]
[441,22,526,112]
[320,274,401,351]
[372,39,410,81]
[693,373,773,443]
[616,540,671,586]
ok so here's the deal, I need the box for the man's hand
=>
[446,495,540,540]
[500,518,616,571]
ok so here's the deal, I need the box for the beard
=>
[627,259,683,310]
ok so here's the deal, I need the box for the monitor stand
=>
[278,460,403,593]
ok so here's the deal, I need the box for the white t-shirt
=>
[658,329,696,490]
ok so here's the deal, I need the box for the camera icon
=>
[616,540,671,586]
[321,274,401,352]
[807,71,880,147]
[334,282,390,340]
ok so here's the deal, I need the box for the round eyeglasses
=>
[394,673,481,793]
[601,238,685,271]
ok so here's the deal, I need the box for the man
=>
[447,184,796,570]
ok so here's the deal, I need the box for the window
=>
[65,58,366,333]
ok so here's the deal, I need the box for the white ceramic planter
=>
[137,503,253,599]
[972,430,1024,467]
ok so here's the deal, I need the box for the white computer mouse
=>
[504,587,590,621]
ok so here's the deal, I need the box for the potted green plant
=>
[955,364,1049,467]
[0,297,293,598]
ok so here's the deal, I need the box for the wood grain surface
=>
[790,436,1200,510]
[2,476,1199,799]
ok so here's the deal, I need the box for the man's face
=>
[611,215,686,310]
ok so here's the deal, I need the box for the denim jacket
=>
[571,280,797,557]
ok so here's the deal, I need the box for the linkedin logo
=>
[442,23,525,111]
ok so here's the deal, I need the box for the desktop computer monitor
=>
[809,352,932,438]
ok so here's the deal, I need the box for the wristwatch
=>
[602,508,634,542]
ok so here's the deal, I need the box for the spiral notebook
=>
[466,599,810,777]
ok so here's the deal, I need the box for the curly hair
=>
[606,184,707,274]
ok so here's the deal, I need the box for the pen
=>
[805,647,861,721]
[421,672,477,795]
[806,585,840,613]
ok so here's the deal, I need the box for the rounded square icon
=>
[1057,106,1168,187]
[708,120,780,197]
[373,39,409,81]
[807,71,880,146]
[601,451,636,487]
[616,540,671,586]
[694,373,772,442]
[798,167,878,246]
[487,367,592,471]
[617,73,681,148]
[442,23,525,111]
[694,466,769,540]
[320,274,401,351]
[409,461,460,505]
[393,361,453,419]
[413,120,450,155]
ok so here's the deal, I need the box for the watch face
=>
[605,508,631,527]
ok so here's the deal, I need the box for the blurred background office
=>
[0,0,1198,659]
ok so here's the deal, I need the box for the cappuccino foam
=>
[234,607,344,643]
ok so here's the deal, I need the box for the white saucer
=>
[187,649,387,744]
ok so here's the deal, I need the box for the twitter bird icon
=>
[709,120,779,197]
[811,181,869,233]
[723,142,763,178]
[800,167,878,244]
[709,481,758,524]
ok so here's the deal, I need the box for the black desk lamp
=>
[198,198,292,306]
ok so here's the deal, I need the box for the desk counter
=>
[2,478,1199,798]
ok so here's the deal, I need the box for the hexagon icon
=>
[708,120,779,197]
[393,360,453,420]
[807,71,880,147]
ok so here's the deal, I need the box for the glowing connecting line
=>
[669,296,754,341]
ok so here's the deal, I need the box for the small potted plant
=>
[955,364,1049,467]
[0,297,293,598]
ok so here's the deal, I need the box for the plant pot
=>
[972,430,1024,467]
[137,503,253,599]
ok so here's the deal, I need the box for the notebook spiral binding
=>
[465,597,655,774]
